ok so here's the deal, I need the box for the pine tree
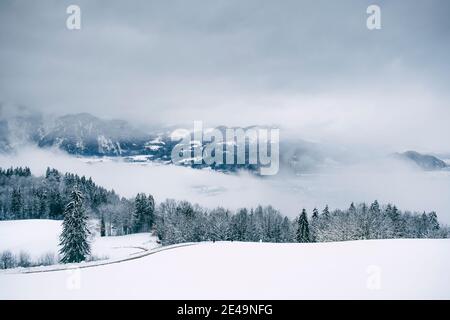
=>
[312,208,319,219]
[231,208,249,241]
[349,202,356,214]
[133,193,155,233]
[49,191,63,220]
[280,216,293,242]
[59,189,91,263]
[146,194,155,230]
[420,212,429,237]
[100,215,106,237]
[133,194,144,232]
[369,200,380,214]
[310,208,319,242]
[322,205,330,219]
[10,188,22,219]
[296,209,310,243]
[428,212,440,232]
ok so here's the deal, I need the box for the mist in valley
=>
[1,146,449,224]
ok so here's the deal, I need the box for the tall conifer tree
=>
[59,189,91,263]
[296,209,310,243]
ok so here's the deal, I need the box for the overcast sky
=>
[1,0,449,152]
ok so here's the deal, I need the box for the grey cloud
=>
[0,0,449,151]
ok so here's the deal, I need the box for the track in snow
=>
[2,242,198,274]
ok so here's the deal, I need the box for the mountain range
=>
[1,105,448,173]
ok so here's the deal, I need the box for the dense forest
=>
[1,167,449,247]
[0,166,154,235]
[155,200,449,245]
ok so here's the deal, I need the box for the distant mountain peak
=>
[393,151,448,171]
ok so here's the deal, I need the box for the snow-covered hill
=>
[0,220,159,261]
[1,236,449,299]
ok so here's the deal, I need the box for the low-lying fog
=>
[1,146,450,224]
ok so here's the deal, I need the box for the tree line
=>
[0,167,154,235]
[1,166,449,253]
[154,200,449,245]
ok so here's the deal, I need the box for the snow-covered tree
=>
[428,211,440,232]
[322,205,330,219]
[280,216,294,242]
[310,208,319,242]
[59,189,91,263]
[208,208,231,241]
[100,215,106,237]
[349,202,356,214]
[0,250,16,269]
[133,193,155,233]
[10,188,22,219]
[296,209,310,243]
[230,208,249,241]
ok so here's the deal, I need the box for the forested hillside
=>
[0,167,154,235]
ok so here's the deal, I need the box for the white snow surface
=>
[0,237,449,299]
[0,220,158,260]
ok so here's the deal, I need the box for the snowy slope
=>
[1,240,449,299]
[0,220,158,261]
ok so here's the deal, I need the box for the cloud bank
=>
[0,0,450,152]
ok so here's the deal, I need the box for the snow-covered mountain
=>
[38,113,159,156]
[0,106,178,160]
[2,106,448,174]
[0,108,272,172]
[0,106,347,174]
[393,151,449,171]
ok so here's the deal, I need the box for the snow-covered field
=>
[1,236,449,299]
[0,220,158,261]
